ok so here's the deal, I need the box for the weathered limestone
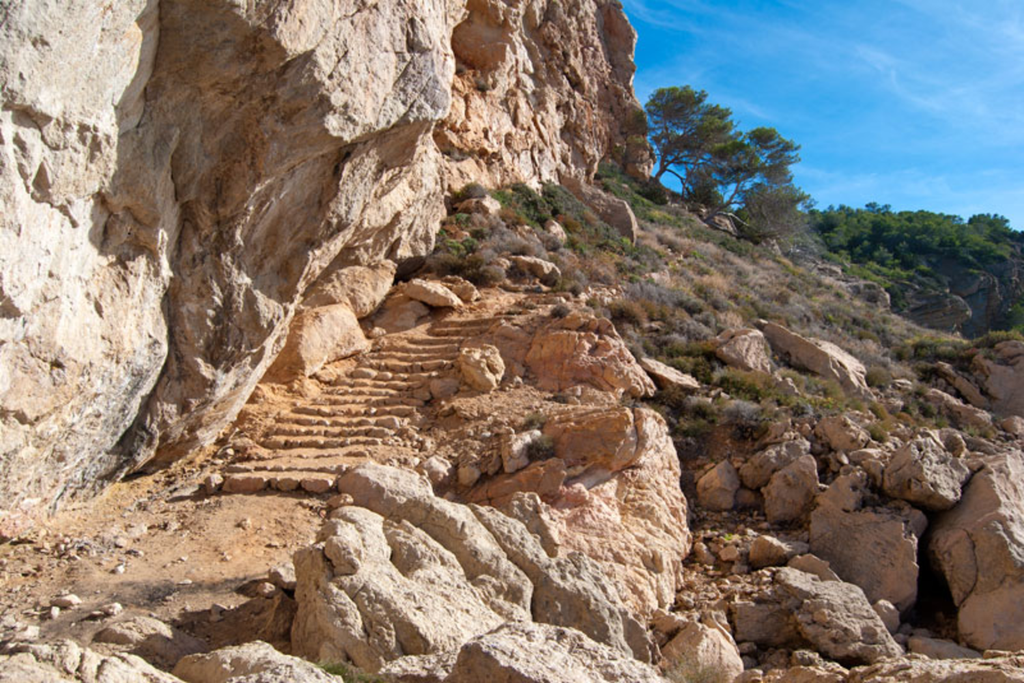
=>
[302,261,397,316]
[174,641,336,683]
[929,449,1024,651]
[661,617,744,683]
[697,461,741,512]
[810,471,927,612]
[0,639,180,683]
[265,304,369,381]
[764,455,819,524]
[0,0,648,525]
[291,464,648,671]
[848,654,1024,682]
[715,328,773,374]
[882,437,971,512]
[457,345,505,392]
[815,415,870,452]
[405,279,464,308]
[740,439,811,490]
[971,341,1024,418]
[510,255,561,286]
[761,322,872,399]
[525,312,655,398]
[640,357,701,392]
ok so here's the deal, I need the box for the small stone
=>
[326,493,354,509]
[203,474,224,494]
[49,606,60,620]
[52,594,82,609]
[719,545,741,562]
[873,599,900,634]
[102,602,123,617]
[458,463,482,487]
[237,518,252,530]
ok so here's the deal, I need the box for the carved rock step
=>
[270,422,404,439]
[316,394,426,407]
[220,471,339,494]
[226,456,354,475]
[261,435,391,450]
[291,405,418,419]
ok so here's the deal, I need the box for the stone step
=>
[225,456,353,475]
[262,435,391,450]
[291,405,419,419]
[220,471,338,494]
[316,393,426,407]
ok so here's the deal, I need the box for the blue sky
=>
[622,0,1024,229]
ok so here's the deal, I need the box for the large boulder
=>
[661,617,744,683]
[773,567,903,665]
[544,408,691,616]
[764,454,819,524]
[739,439,811,490]
[265,304,369,381]
[291,464,649,671]
[882,436,971,511]
[525,312,655,398]
[442,622,666,683]
[405,279,464,308]
[174,641,336,683]
[0,639,180,683]
[714,328,772,374]
[810,472,927,612]
[761,322,872,399]
[458,345,505,392]
[929,449,1024,651]
[639,357,701,392]
[697,461,741,512]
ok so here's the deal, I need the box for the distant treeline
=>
[810,204,1023,281]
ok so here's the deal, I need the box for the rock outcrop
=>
[291,463,649,671]
[929,449,1024,651]
[0,0,647,525]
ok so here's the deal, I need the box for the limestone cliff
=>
[0,0,645,527]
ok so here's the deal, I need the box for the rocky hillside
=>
[0,0,646,529]
[3,2,1024,683]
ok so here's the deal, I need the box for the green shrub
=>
[525,434,556,460]
[865,365,892,389]
[522,412,547,431]
[317,661,388,682]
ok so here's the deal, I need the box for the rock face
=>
[972,340,1024,418]
[929,449,1024,651]
[761,322,871,399]
[291,463,649,671]
[0,0,646,524]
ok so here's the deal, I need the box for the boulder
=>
[639,357,701,392]
[923,389,993,430]
[94,615,206,666]
[0,639,181,682]
[302,261,396,317]
[374,296,432,333]
[291,464,648,670]
[882,437,971,511]
[764,455,819,523]
[662,617,744,683]
[697,461,741,512]
[774,567,903,665]
[543,407,645,474]
[457,345,505,392]
[266,304,370,381]
[935,361,989,409]
[509,255,561,286]
[715,329,772,374]
[455,196,501,216]
[442,622,665,683]
[761,322,872,399]
[525,313,655,398]
[405,279,464,308]
[544,219,568,244]
[929,449,1024,651]
[544,409,691,616]
[815,415,871,452]
[1002,416,1024,436]
[810,472,926,612]
[907,635,981,660]
[749,535,806,569]
[739,439,811,490]
[174,641,336,683]
[871,600,900,634]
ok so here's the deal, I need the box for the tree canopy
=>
[644,86,805,238]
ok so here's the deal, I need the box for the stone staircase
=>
[215,309,523,495]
